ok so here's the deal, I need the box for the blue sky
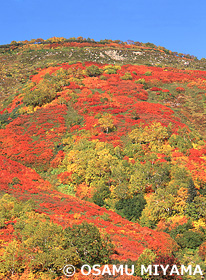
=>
[0,0,205,59]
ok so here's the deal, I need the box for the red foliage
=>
[199,241,206,260]
[0,105,67,170]
[50,150,65,168]
[150,87,162,91]
[176,87,185,92]
[153,255,183,280]
[0,155,178,261]
[2,61,206,266]
[157,216,188,231]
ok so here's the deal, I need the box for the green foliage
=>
[64,222,113,265]
[100,212,110,221]
[85,65,103,77]
[144,71,152,76]
[92,186,111,207]
[45,68,70,87]
[105,68,117,74]
[61,139,118,194]
[130,160,171,193]
[149,162,171,190]
[169,220,193,237]
[57,183,76,196]
[14,213,80,273]
[123,142,144,158]
[23,80,57,107]
[168,133,193,153]
[0,105,22,128]
[23,69,70,107]
[120,72,133,80]
[140,187,176,227]
[0,196,113,277]
[0,194,35,229]
[185,196,206,220]
[176,249,206,280]
[0,110,10,128]
[103,65,121,74]
[170,221,204,249]
[145,42,156,48]
[175,230,204,249]
[0,196,79,277]
[169,165,191,190]
[9,177,21,186]
[100,74,107,80]
[186,179,197,203]
[115,194,146,221]
[135,78,145,84]
[64,103,84,128]
[0,240,24,276]
[1,93,18,109]
[135,249,156,278]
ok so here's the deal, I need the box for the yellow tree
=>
[140,188,175,227]
[98,114,115,133]
[129,122,169,147]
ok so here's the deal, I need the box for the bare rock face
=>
[105,50,126,61]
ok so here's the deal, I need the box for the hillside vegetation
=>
[0,37,206,279]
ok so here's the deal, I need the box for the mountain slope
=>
[0,39,206,279]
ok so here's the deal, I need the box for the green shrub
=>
[23,85,57,107]
[144,71,152,76]
[175,230,204,249]
[105,68,117,74]
[85,65,103,77]
[135,249,156,279]
[103,65,121,74]
[23,69,70,107]
[115,194,146,221]
[135,78,145,84]
[65,222,113,264]
[93,186,111,207]
[100,75,107,80]
[0,196,113,277]
[120,72,133,80]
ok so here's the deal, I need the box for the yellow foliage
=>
[66,150,79,173]
[193,219,206,230]
[73,213,81,220]
[18,106,34,114]
[98,113,115,133]
[103,65,121,71]
[110,185,117,199]
[173,187,188,214]
[62,137,74,147]
[0,200,14,212]
[129,122,169,145]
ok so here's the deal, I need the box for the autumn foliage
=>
[1,48,206,279]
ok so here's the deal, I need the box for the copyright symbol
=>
[63,264,75,277]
